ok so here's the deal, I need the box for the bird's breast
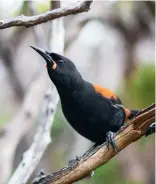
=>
[59,89,116,143]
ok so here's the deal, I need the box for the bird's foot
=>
[145,123,155,137]
[106,131,118,153]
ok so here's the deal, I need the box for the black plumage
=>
[31,46,154,150]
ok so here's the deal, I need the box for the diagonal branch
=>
[32,103,155,184]
[0,0,93,29]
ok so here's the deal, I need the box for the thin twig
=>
[32,104,155,184]
[0,1,93,29]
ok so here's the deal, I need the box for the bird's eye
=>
[58,59,64,63]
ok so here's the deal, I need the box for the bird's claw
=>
[106,131,119,153]
[145,123,155,137]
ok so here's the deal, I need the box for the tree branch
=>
[0,0,93,29]
[0,72,49,184]
[7,83,59,184]
[7,1,65,183]
[32,103,155,184]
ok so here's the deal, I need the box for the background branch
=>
[0,1,29,101]
[7,2,64,184]
[32,103,155,184]
[0,1,93,183]
[0,0,92,29]
[0,73,48,184]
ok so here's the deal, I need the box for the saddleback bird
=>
[31,46,155,152]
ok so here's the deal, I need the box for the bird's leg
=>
[106,131,118,153]
[145,123,155,137]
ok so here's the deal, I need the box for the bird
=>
[31,46,155,152]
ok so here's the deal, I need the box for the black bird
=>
[31,46,155,151]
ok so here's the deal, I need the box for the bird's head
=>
[30,46,83,92]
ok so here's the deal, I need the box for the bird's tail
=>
[112,104,139,120]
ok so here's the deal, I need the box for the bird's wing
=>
[93,84,121,103]
[93,84,131,119]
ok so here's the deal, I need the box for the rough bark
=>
[32,104,155,184]
[0,1,93,29]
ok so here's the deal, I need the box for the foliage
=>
[121,64,155,109]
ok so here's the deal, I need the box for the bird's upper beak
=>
[30,46,53,64]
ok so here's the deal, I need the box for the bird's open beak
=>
[30,45,52,64]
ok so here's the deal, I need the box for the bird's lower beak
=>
[30,46,52,64]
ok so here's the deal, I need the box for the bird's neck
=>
[53,77,85,97]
